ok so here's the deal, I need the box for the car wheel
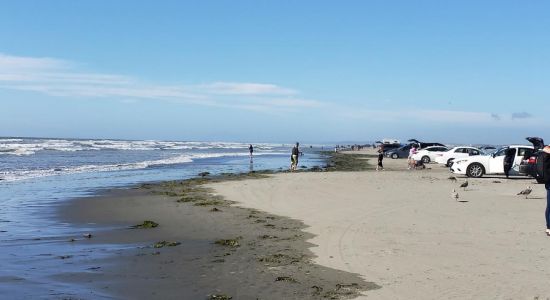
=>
[467,163,485,178]
[446,158,454,167]
[391,153,398,159]
[421,156,430,164]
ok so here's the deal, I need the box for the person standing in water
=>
[290,142,300,171]
[248,144,254,158]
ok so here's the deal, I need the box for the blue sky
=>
[1,1,548,144]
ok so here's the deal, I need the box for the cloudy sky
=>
[1,1,548,144]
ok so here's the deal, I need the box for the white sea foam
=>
[0,138,278,155]
[0,151,284,182]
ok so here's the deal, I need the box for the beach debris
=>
[448,176,457,182]
[255,219,267,223]
[214,238,241,247]
[83,233,93,239]
[210,207,222,212]
[193,199,225,206]
[517,186,532,199]
[451,189,459,201]
[198,171,210,177]
[275,276,298,283]
[460,180,469,191]
[58,255,73,259]
[211,258,225,263]
[153,241,181,248]
[311,285,323,295]
[259,234,278,239]
[208,294,232,300]
[87,266,101,271]
[492,180,502,183]
[130,220,159,229]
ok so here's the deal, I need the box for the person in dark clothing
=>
[290,142,300,171]
[249,144,254,158]
[503,148,516,178]
[542,145,550,236]
[376,144,384,171]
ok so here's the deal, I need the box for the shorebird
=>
[448,176,457,182]
[451,189,459,201]
[517,186,532,199]
[460,180,469,191]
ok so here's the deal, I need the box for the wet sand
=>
[212,149,550,299]
[57,165,379,299]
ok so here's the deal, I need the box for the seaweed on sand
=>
[153,241,181,248]
[322,152,374,172]
[275,276,298,283]
[214,238,241,247]
[208,294,232,300]
[130,220,159,229]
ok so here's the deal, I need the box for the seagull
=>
[460,180,469,191]
[448,176,457,182]
[451,189,459,201]
[517,186,532,199]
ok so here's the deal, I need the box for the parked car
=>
[377,143,402,153]
[385,144,414,159]
[407,139,446,149]
[410,146,450,163]
[451,144,535,178]
[479,146,498,154]
[434,146,483,167]
[519,137,545,183]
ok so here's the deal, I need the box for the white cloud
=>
[0,53,307,110]
[200,82,296,95]
[0,53,539,128]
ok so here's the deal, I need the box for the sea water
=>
[0,137,328,298]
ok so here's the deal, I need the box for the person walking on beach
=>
[249,144,254,158]
[408,144,418,170]
[290,142,300,171]
[376,144,384,171]
[503,148,516,178]
[542,145,550,236]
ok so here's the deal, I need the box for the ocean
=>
[0,137,327,298]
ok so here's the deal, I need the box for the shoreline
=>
[55,152,379,299]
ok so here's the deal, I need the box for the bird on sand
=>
[448,176,457,182]
[517,186,532,199]
[451,189,459,201]
[460,180,469,191]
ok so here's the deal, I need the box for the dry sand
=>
[211,150,550,299]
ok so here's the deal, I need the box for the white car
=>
[451,145,535,177]
[410,146,449,163]
[434,146,483,167]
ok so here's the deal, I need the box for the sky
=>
[0,1,548,144]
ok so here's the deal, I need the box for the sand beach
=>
[51,149,550,299]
